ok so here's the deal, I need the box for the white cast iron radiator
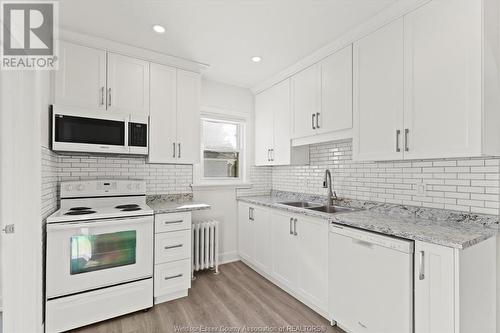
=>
[192,220,219,275]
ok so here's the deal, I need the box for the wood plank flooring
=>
[71,261,344,333]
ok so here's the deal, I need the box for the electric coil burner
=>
[64,210,96,216]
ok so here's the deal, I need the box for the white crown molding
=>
[59,29,210,74]
[251,0,431,94]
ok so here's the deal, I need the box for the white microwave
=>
[51,105,149,155]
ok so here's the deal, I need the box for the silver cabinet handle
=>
[164,273,183,280]
[164,244,183,250]
[316,112,320,129]
[312,113,316,130]
[289,218,293,235]
[396,130,401,152]
[405,129,410,152]
[100,87,105,106]
[293,218,298,236]
[249,207,254,221]
[268,149,272,162]
[270,149,274,162]
[419,251,425,280]
[164,220,183,225]
[107,88,112,107]
[178,143,181,158]
[173,143,176,158]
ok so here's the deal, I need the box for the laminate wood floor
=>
[71,261,344,333]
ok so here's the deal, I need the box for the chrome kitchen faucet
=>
[323,169,338,206]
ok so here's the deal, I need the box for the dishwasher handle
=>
[418,251,425,280]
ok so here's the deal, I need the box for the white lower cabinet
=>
[238,203,328,316]
[153,212,192,304]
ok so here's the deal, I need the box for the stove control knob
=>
[127,184,133,190]
[77,184,84,191]
[65,185,73,192]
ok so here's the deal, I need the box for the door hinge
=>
[2,224,14,234]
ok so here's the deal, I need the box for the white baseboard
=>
[219,251,239,265]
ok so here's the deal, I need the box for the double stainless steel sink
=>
[278,201,357,214]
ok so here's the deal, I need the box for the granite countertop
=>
[147,194,211,214]
[237,191,498,249]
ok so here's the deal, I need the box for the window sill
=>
[191,182,252,191]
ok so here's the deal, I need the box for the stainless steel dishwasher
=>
[329,223,414,333]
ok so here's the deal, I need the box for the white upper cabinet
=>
[106,53,150,116]
[353,0,500,161]
[292,64,321,139]
[254,79,309,166]
[403,0,482,159]
[55,42,107,109]
[149,64,201,164]
[149,63,177,164]
[353,19,404,161]
[320,45,353,135]
[176,69,201,164]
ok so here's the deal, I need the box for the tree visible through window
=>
[201,118,242,178]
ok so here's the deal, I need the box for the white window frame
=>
[193,107,250,187]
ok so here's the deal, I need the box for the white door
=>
[254,87,274,166]
[271,212,297,289]
[253,207,271,274]
[403,0,482,159]
[149,63,177,163]
[320,45,353,134]
[414,241,455,333]
[296,216,328,311]
[55,41,107,110]
[238,203,255,262]
[107,53,150,115]
[271,79,292,166]
[292,64,321,138]
[176,69,201,164]
[353,18,404,161]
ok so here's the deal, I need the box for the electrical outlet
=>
[417,182,427,195]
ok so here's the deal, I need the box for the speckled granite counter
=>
[237,191,498,249]
[147,194,211,214]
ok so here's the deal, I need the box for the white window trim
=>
[192,107,251,188]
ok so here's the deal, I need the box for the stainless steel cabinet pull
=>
[293,218,298,236]
[173,143,176,158]
[396,130,401,152]
[164,244,183,250]
[107,88,112,107]
[270,149,274,162]
[267,149,271,162]
[312,113,316,130]
[316,112,320,129]
[100,87,105,106]
[164,220,183,225]
[289,218,293,235]
[178,143,181,158]
[249,208,254,221]
[164,273,183,280]
[419,251,425,280]
[405,129,410,152]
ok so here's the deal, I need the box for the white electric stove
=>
[45,180,154,333]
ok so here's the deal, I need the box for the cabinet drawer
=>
[155,230,191,264]
[155,212,191,233]
[154,259,191,297]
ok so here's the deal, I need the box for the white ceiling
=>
[60,0,399,88]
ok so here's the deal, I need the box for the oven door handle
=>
[47,217,151,230]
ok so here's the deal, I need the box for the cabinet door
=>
[238,203,255,262]
[320,45,353,134]
[271,211,297,289]
[149,63,177,163]
[296,216,328,311]
[253,207,271,274]
[107,53,150,115]
[353,19,404,161]
[292,64,321,138]
[55,42,106,110]
[414,241,455,333]
[271,79,292,166]
[176,69,201,164]
[254,88,274,166]
[403,0,482,159]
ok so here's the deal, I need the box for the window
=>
[201,117,244,180]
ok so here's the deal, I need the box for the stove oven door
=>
[46,216,153,299]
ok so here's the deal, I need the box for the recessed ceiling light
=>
[251,56,262,63]
[152,24,166,34]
